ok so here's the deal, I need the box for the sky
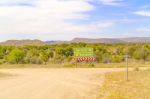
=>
[0,0,150,41]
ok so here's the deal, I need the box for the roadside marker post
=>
[73,48,96,67]
[125,55,130,81]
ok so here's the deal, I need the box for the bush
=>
[63,63,75,68]
[66,56,73,62]
[5,49,25,64]
[0,59,5,65]
[112,55,124,63]
[88,63,95,67]
[39,52,50,64]
[0,61,3,65]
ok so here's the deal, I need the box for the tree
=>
[6,49,25,64]
[0,47,5,59]
[133,46,150,61]
[24,49,41,64]
[112,55,124,63]
[102,53,112,63]
[39,52,50,64]
[56,47,73,57]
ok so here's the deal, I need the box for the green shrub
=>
[63,63,75,68]
[66,56,73,62]
[112,55,124,63]
[88,63,95,67]
[5,48,25,64]
[0,61,3,65]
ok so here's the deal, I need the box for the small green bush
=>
[63,63,75,68]
[0,61,3,65]
[88,63,95,67]
[0,59,4,65]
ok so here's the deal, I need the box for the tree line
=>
[0,43,150,64]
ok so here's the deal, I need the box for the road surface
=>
[0,68,123,99]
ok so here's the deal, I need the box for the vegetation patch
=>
[0,44,150,68]
[99,70,150,99]
[0,43,150,65]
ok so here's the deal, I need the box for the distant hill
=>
[70,38,126,44]
[0,39,45,46]
[69,37,150,44]
[45,41,68,44]
[1,37,150,46]
[119,37,150,43]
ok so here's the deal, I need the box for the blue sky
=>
[0,0,150,41]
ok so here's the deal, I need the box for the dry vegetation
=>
[99,69,150,99]
[0,72,11,78]
[1,43,150,65]
[1,61,150,68]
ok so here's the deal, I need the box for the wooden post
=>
[125,55,130,81]
[125,55,128,81]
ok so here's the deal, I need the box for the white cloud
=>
[137,28,150,32]
[0,0,34,4]
[120,17,135,23]
[134,10,150,17]
[140,5,150,9]
[0,0,114,40]
[62,21,114,33]
[98,0,123,6]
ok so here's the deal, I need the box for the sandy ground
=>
[0,68,124,99]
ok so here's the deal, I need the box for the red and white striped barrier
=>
[73,57,96,61]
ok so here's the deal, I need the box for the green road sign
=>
[74,48,94,57]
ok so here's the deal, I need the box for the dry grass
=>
[0,72,12,78]
[95,62,150,68]
[0,61,150,68]
[0,64,63,68]
[99,70,150,99]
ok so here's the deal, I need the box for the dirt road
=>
[0,68,123,99]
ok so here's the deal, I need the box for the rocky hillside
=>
[70,38,126,44]
[0,39,45,46]
[1,37,150,46]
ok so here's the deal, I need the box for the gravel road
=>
[0,68,123,99]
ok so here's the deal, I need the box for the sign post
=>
[125,55,130,81]
[73,48,96,67]
[74,48,94,57]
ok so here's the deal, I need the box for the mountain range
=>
[0,37,150,46]
[0,39,45,46]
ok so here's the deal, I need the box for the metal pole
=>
[76,61,77,68]
[126,55,129,81]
